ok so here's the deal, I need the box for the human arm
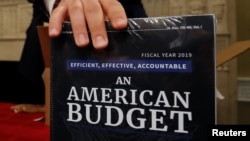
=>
[49,0,128,49]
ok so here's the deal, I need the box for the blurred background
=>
[0,0,249,125]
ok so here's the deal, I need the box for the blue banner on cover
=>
[67,59,192,72]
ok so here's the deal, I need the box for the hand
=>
[49,0,128,49]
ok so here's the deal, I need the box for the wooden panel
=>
[37,26,50,125]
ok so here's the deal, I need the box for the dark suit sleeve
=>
[119,0,147,18]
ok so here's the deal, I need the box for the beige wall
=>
[0,0,32,61]
[236,0,250,124]
[236,0,250,77]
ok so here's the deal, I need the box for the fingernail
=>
[49,27,58,36]
[114,18,127,28]
[77,34,88,46]
[94,36,107,48]
[115,18,126,26]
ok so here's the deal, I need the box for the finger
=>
[49,1,68,37]
[99,0,127,29]
[82,0,108,49]
[68,0,89,47]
